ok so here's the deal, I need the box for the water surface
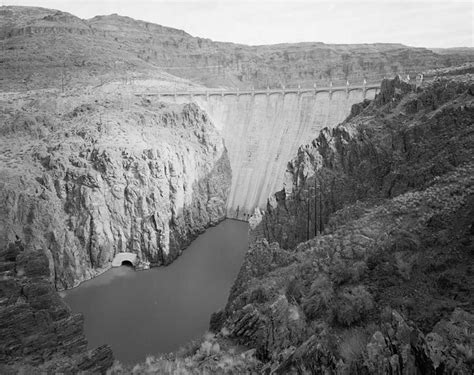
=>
[64,219,248,364]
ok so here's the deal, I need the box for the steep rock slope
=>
[0,241,114,373]
[0,91,230,289]
[260,72,474,248]
[1,6,472,91]
[206,71,474,373]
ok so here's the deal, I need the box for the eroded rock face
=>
[2,6,474,91]
[257,74,474,249]
[0,95,231,289]
[210,71,474,373]
[0,241,114,373]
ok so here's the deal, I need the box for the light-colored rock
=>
[111,252,138,267]
[0,93,231,289]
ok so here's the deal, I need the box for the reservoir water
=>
[64,219,248,364]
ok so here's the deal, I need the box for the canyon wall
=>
[208,72,474,374]
[0,241,114,372]
[254,75,474,248]
[192,88,377,219]
[3,6,473,91]
[0,93,230,289]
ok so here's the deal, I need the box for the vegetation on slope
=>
[105,67,473,375]
[212,70,474,374]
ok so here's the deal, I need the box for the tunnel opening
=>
[121,260,134,268]
[112,252,138,267]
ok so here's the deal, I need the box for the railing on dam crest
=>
[137,81,380,99]
[135,75,424,100]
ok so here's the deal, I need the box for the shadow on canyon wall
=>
[0,241,114,373]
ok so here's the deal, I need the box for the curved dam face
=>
[193,89,377,220]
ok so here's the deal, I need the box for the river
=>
[64,219,248,364]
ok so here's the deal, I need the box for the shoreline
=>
[60,217,249,295]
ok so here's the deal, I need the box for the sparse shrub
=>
[455,343,474,364]
[209,309,226,333]
[394,251,418,280]
[107,360,126,374]
[330,259,353,285]
[338,329,369,374]
[436,274,454,292]
[302,276,334,320]
[366,252,379,271]
[330,260,367,285]
[299,261,316,281]
[365,251,400,287]
[286,278,304,304]
[351,261,368,282]
[248,287,269,304]
[332,285,374,326]
[175,337,201,357]
[391,229,421,252]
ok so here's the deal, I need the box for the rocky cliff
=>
[0,241,114,373]
[2,6,473,91]
[0,91,230,289]
[196,69,473,374]
[258,70,474,249]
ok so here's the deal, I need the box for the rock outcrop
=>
[2,6,473,91]
[258,71,474,249]
[0,93,231,289]
[205,70,474,373]
[0,241,114,373]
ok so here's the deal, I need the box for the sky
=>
[3,0,473,48]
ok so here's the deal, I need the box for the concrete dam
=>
[145,85,378,220]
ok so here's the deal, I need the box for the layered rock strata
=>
[0,241,114,373]
[2,6,473,91]
[0,93,230,289]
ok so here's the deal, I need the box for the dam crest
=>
[136,82,380,100]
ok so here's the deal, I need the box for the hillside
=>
[1,6,473,91]
[0,73,232,373]
[0,86,231,290]
[221,69,474,373]
[1,5,473,374]
[104,69,474,374]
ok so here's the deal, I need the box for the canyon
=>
[193,88,377,219]
[2,6,474,91]
[107,66,474,375]
[0,5,473,374]
[219,71,474,374]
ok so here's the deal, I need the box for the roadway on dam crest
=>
[136,83,380,98]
